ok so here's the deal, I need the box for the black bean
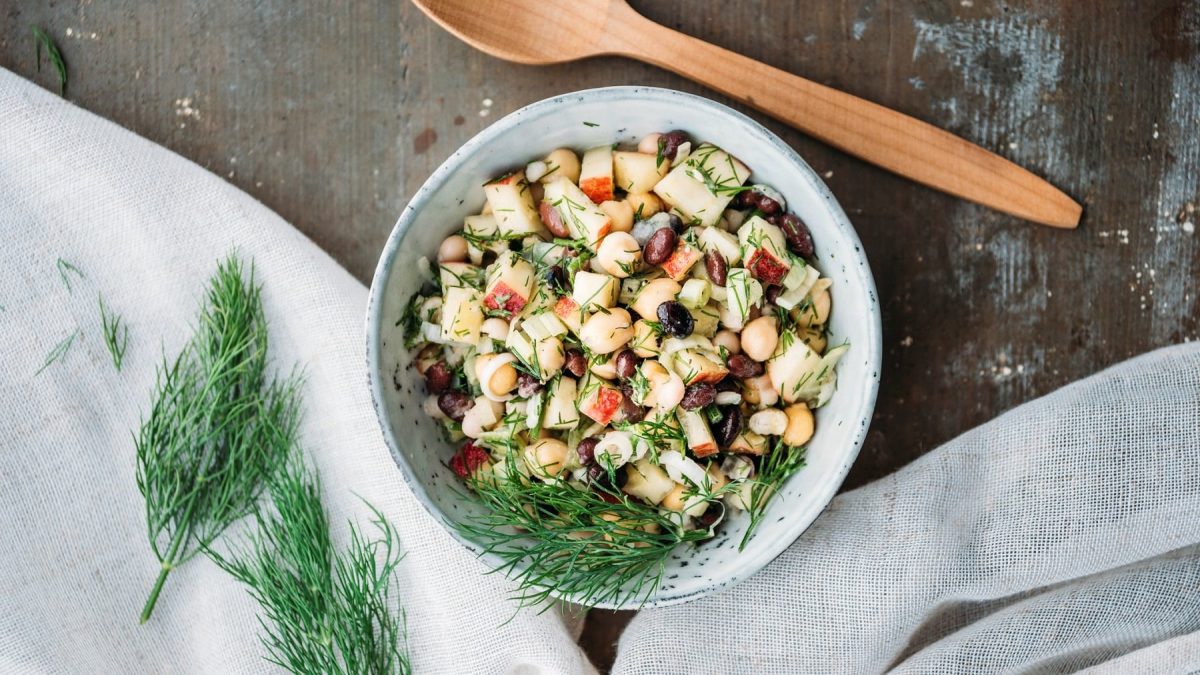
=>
[517,372,543,398]
[656,301,694,338]
[543,264,568,293]
[615,349,639,379]
[667,213,684,234]
[564,349,587,378]
[619,393,645,422]
[424,360,453,394]
[727,353,764,379]
[437,390,473,422]
[643,228,677,266]
[780,213,815,258]
[680,383,716,410]
[659,130,690,160]
[765,285,781,306]
[705,250,728,286]
[712,406,743,448]
[577,437,600,466]
[715,376,740,393]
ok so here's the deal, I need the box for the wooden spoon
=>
[413,0,1082,228]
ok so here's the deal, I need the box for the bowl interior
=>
[368,87,881,608]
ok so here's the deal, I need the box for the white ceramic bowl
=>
[367,86,882,609]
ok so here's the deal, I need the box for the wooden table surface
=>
[5,1,1198,671]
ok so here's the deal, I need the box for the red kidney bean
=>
[614,350,639,379]
[564,349,587,378]
[424,360,453,394]
[680,383,716,410]
[437,390,473,421]
[764,285,781,306]
[705,250,728,286]
[756,193,782,215]
[517,372,543,398]
[576,437,600,466]
[727,354,764,379]
[643,228,677,266]
[780,213,815,258]
[659,130,690,160]
[539,200,570,238]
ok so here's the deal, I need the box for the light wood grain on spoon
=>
[413,0,1082,229]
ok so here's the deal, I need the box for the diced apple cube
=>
[440,287,484,345]
[738,216,792,285]
[672,348,728,385]
[613,151,669,193]
[544,377,580,430]
[697,226,743,266]
[483,172,546,236]
[522,312,567,340]
[543,177,613,249]
[660,237,702,281]
[622,458,675,505]
[729,430,769,456]
[579,379,624,425]
[552,295,584,334]
[483,252,536,316]
[653,143,750,227]
[571,271,618,312]
[439,262,484,290]
[579,146,615,203]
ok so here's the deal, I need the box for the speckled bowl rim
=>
[366,86,882,609]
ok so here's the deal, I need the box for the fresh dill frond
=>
[35,328,80,376]
[135,256,299,624]
[32,26,67,96]
[99,295,129,371]
[456,456,708,608]
[56,258,84,293]
[211,458,411,675]
[738,439,807,551]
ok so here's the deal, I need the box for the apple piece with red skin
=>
[552,295,583,334]
[483,252,536,316]
[661,239,702,281]
[579,381,624,425]
[745,248,790,286]
[673,348,729,385]
[450,442,491,478]
[579,146,615,204]
[483,172,546,236]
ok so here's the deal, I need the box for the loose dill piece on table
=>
[456,456,709,609]
[210,459,411,675]
[56,257,84,293]
[35,328,79,376]
[135,256,298,623]
[32,26,67,96]
[739,439,808,551]
[99,295,129,371]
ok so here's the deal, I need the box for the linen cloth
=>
[3,66,1199,675]
[0,69,594,675]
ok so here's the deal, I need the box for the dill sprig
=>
[56,257,84,293]
[32,26,67,96]
[135,256,298,623]
[739,439,808,551]
[456,457,709,608]
[210,458,410,675]
[99,295,129,371]
[35,328,80,376]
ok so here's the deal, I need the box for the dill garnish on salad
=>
[401,130,847,606]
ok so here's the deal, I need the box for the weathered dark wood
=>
[4,1,1198,671]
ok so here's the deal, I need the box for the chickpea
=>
[782,403,815,447]
[713,329,741,355]
[652,372,685,410]
[706,463,729,492]
[437,235,469,263]
[535,336,565,376]
[631,278,681,320]
[660,483,688,511]
[637,133,663,155]
[524,438,568,478]
[625,192,663,220]
[749,408,788,436]
[599,200,635,233]
[799,326,827,354]
[590,355,618,380]
[741,316,780,362]
[580,308,635,355]
[796,281,832,328]
[475,353,518,398]
[596,231,642,278]
[630,319,662,358]
[481,317,510,342]
[811,286,831,325]
[541,148,581,184]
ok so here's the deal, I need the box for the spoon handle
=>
[612,7,1081,228]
